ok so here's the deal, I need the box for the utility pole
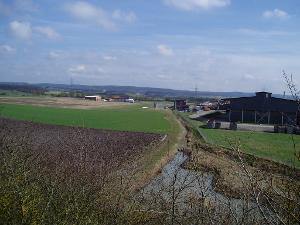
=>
[195,85,198,104]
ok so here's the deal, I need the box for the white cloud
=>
[112,10,137,23]
[243,74,255,80]
[65,2,137,30]
[263,9,289,20]
[64,1,116,30]
[0,45,16,54]
[9,21,32,40]
[237,28,293,37]
[3,47,299,92]
[164,0,230,11]
[34,26,61,40]
[68,64,87,74]
[48,51,63,59]
[157,44,174,56]
[103,55,117,61]
[9,21,61,41]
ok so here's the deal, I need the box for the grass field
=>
[179,112,300,168]
[0,102,184,189]
[0,103,171,134]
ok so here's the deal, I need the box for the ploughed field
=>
[1,118,164,174]
[0,118,169,223]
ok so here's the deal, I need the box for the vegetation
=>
[0,89,33,97]
[0,109,186,225]
[0,102,185,190]
[1,75,299,224]
[135,109,184,187]
[178,112,300,168]
[1,105,299,224]
[0,84,45,95]
[0,103,170,134]
[44,91,88,98]
[201,128,300,168]
[0,118,162,225]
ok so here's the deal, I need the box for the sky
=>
[0,0,300,93]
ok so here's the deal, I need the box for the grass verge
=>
[178,112,300,168]
[132,109,186,190]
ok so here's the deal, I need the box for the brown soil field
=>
[0,118,165,181]
[0,96,130,109]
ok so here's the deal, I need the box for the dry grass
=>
[0,96,130,109]
[185,143,300,199]
[131,110,187,191]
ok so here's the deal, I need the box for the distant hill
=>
[36,83,253,98]
[0,82,288,99]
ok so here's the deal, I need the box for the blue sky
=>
[0,0,299,93]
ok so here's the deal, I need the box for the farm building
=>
[174,99,189,111]
[125,98,135,103]
[109,95,129,102]
[219,92,300,125]
[84,95,101,101]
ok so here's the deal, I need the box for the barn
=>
[219,92,300,125]
[84,95,101,101]
[109,95,129,102]
[174,99,189,111]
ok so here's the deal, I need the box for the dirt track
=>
[0,96,130,109]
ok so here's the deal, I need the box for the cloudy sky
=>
[0,0,299,93]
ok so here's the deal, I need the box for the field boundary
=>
[132,109,187,191]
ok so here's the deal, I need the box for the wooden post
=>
[268,111,271,124]
[229,110,231,122]
[281,112,284,125]
[241,109,244,123]
[254,111,257,124]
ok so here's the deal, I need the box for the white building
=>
[84,95,101,101]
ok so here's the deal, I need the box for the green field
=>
[0,103,171,134]
[179,112,300,168]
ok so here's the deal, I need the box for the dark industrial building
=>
[219,92,300,125]
[174,99,189,111]
[109,95,129,102]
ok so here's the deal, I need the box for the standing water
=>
[137,152,277,224]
